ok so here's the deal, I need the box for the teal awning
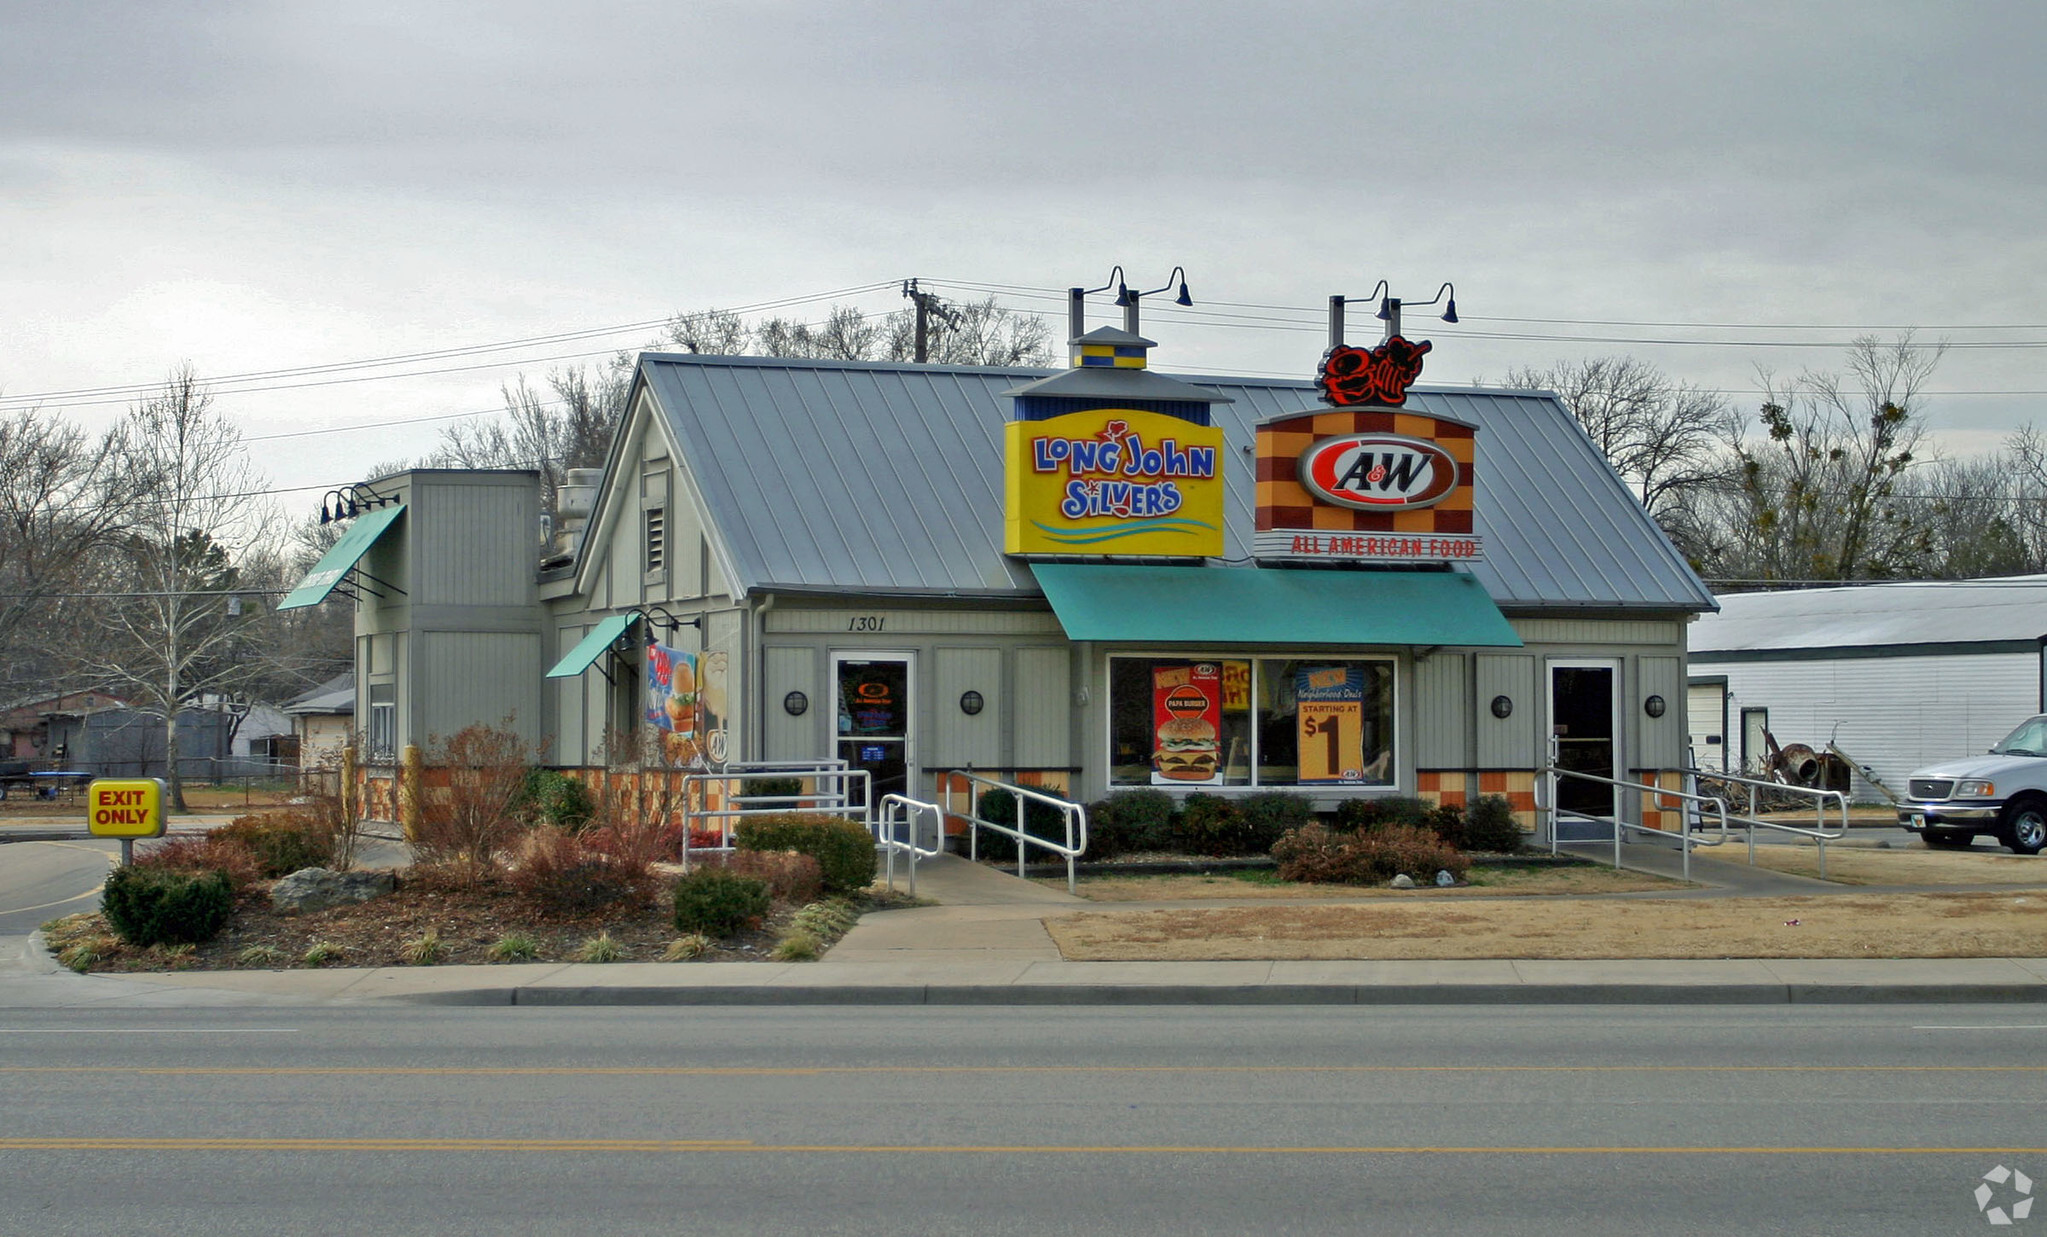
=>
[546,612,640,678]
[1031,563,1522,647]
[276,505,406,610]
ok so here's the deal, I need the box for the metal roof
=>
[636,353,1715,611]
[1691,577,2047,654]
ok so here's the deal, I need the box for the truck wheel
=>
[1922,830,1974,850]
[2001,799,2047,856]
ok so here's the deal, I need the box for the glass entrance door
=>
[1549,662,1618,818]
[834,654,913,806]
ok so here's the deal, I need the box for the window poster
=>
[1295,664,1366,784]
[646,643,702,767]
[1152,662,1223,785]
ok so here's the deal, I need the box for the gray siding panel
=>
[1475,653,1538,768]
[763,646,820,761]
[1013,646,1072,768]
[1414,654,1469,768]
[416,479,537,609]
[420,632,543,750]
[1638,655,1683,768]
[930,647,1002,769]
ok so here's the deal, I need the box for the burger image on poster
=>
[1154,716,1219,781]
[663,658,700,766]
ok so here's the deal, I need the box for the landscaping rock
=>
[1390,873,1415,889]
[270,868,396,914]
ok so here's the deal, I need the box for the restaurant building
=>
[285,296,1716,837]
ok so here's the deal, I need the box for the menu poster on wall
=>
[646,643,702,768]
[1152,662,1223,785]
[1296,665,1366,784]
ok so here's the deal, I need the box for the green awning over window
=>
[1031,563,1522,647]
[546,612,640,679]
[276,505,406,610]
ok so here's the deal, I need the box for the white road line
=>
[1912,1025,2047,1031]
[0,1029,301,1034]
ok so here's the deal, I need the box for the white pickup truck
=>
[1898,714,2047,854]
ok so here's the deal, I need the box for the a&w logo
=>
[1978,1165,2035,1225]
[1298,433,1459,511]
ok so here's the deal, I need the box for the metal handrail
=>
[1686,766,1850,879]
[1540,759,1730,883]
[678,762,871,857]
[875,793,946,897]
[957,770,1089,894]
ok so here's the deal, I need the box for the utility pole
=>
[901,279,953,363]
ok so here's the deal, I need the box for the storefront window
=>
[1109,656,1394,789]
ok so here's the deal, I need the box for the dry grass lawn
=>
[1058,865,1682,902]
[1740,843,2047,886]
[1045,890,2047,960]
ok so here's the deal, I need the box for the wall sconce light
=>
[783,691,808,716]
[318,483,397,525]
[959,690,985,716]
[1490,695,1514,719]
[1644,695,1667,718]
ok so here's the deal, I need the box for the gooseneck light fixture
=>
[1067,265,1194,339]
[1328,280,1459,346]
[317,483,399,525]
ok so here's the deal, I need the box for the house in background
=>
[1688,577,2047,799]
[282,673,355,770]
[1,690,128,762]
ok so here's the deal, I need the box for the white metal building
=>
[1688,578,2047,798]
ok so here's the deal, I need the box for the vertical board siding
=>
[1013,646,1072,768]
[1512,618,1683,646]
[931,647,1002,769]
[1638,654,1683,768]
[1414,653,1470,767]
[420,632,543,749]
[763,646,819,761]
[417,482,536,608]
[554,625,587,764]
[1715,652,2037,798]
[1475,653,1538,768]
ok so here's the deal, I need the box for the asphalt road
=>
[0,839,114,936]
[0,1004,2042,1235]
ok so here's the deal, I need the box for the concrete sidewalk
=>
[11,850,2047,1010]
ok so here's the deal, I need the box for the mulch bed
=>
[45,868,908,972]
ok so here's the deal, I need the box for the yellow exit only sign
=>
[87,779,166,839]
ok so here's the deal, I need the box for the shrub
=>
[1236,792,1316,854]
[415,719,540,882]
[1332,795,1437,833]
[302,941,342,966]
[732,813,876,894]
[1425,802,1468,850]
[101,866,234,947]
[1090,789,1177,856]
[237,944,285,968]
[773,930,821,961]
[972,788,1076,865]
[1173,793,1245,857]
[1272,823,1468,886]
[488,932,541,962]
[514,768,595,830]
[1463,795,1526,853]
[576,932,624,963]
[404,930,443,966]
[744,776,804,802]
[133,833,264,890]
[508,827,652,917]
[672,868,772,937]
[213,811,334,878]
[723,849,824,905]
[662,934,712,961]
[59,937,115,973]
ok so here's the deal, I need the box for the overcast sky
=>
[3,1,2042,507]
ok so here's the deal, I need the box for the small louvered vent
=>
[645,508,666,574]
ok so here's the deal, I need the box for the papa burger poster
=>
[1152,662,1223,785]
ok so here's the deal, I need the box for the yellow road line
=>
[2,1064,2044,1076]
[0,1138,2040,1155]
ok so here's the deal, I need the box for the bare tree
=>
[70,366,276,808]
[0,406,144,701]
[1501,357,1733,533]
[1708,333,1948,583]
[664,308,750,355]
[430,362,627,521]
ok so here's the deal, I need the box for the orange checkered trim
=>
[1255,409,1477,534]
[1634,769,1686,833]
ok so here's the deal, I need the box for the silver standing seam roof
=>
[634,353,1715,612]
[1692,577,2047,655]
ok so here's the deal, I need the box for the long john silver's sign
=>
[1297,433,1459,511]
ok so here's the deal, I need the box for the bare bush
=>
[413,719,538,883]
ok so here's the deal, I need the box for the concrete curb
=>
[386,981,2047,1008]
